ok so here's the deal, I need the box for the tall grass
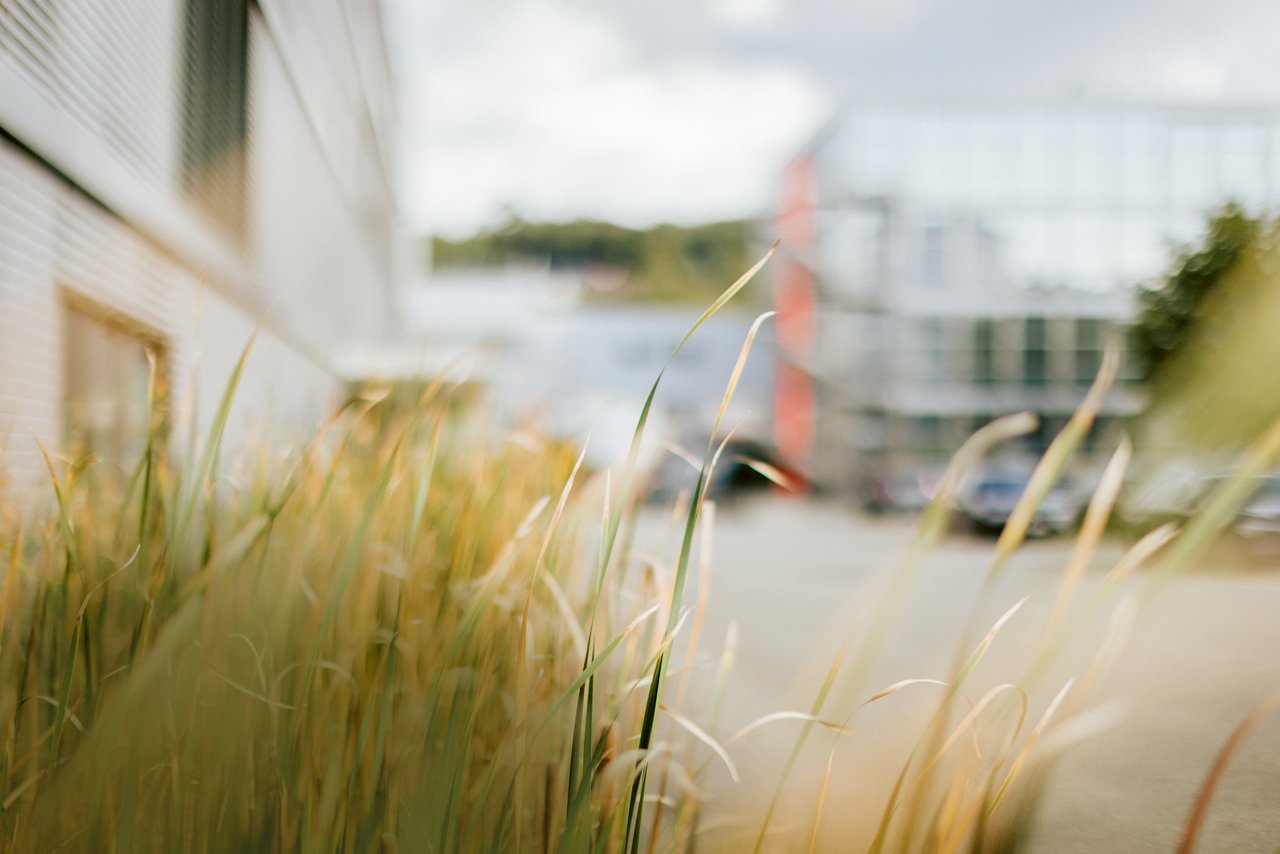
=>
[1,255,1276,852]
[684,342,1280,852]
[1,372,607,850]
[0,380,625,847]
[0,249,777,852]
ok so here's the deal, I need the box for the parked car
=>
[865,472,930,514]
[1119,466,1210,530]
[1125,469,1280,527]
[1126,470,1280,561]
[958,471,1082,537]
[864,467,945,514]
[1232,475,1280,539]
[643,438,793,506]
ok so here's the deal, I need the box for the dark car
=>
[959,472,1081,536]
[1126,471,1280,536]
[644,438,793,506]
[1233,476,1280,538]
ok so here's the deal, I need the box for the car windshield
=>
[975,480,1025,500]
[1252,476,1280,500]
[1200,475,1280,502]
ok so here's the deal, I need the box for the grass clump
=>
[2,248,1275,853]
[0,380,603,850]
[0,250,775,853]
[0,379,710,850]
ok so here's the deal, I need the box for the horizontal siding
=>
[0,1,395,366]
[249,14,390,350]
[257,0,393,240]
[0,0,181,191]
[55,207,174,333]
[169,285,335,456]
[0,137,339,501]
[0,1,393,500]
[0,142,61,492]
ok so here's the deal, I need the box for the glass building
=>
[774,103,1280,500]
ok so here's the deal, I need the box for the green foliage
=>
[430,217,758,306]
[1129,205,1280,450]
[1133,203,1262,388]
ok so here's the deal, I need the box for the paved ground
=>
[634,497,1280,852]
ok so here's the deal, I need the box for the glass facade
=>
[973,319,995,385]
[1024,317,1047,386]
[1075,317,1104,385]
[824,107,1280,296]
[798,104,1280,494]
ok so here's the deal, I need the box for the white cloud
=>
[1160,58,1229,101]
[407,62,826,233]
[711,0,782,30]
[393,2,827,235]
[388,0,1280,237]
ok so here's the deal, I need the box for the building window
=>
[1026,413,1062,454]
[923,317,945,383]
[922,224,945,287]
[973,318,995,385]
[971,414,995,436]
[916,415,942,452]
[1075,317,1103,385]
[180,0,250,240]
[1024,316,1047,386]
[64,305,165,469]
[1083,416,1105,451]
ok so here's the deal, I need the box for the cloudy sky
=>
[386,0,1280,237]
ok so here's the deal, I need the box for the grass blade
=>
[1176,688,1280,854]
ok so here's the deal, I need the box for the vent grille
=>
[0,0,180,191]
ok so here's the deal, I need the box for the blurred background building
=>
[774,102,1280,502]
[350,264,776,470]
[0,0,397,489]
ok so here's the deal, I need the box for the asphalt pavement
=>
[634,497,1280,853]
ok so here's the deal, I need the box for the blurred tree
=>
[1133,203,1261,389]
[1132,204,1280,452]
[429,217,757,306]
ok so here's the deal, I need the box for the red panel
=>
[773,361,813,491]
[778,156,816,250]
[775,262,815,353]
[772,155,817,488]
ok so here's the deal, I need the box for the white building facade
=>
[358,268,775,470]
[0,0,396,491]
[774,103,1280,498]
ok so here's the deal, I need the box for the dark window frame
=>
[1024,316,1048,387]
[180,0,251,240]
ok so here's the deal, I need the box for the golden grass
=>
[1,253,1277,852]
[1,379,609,850]
[0,250,782,853]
